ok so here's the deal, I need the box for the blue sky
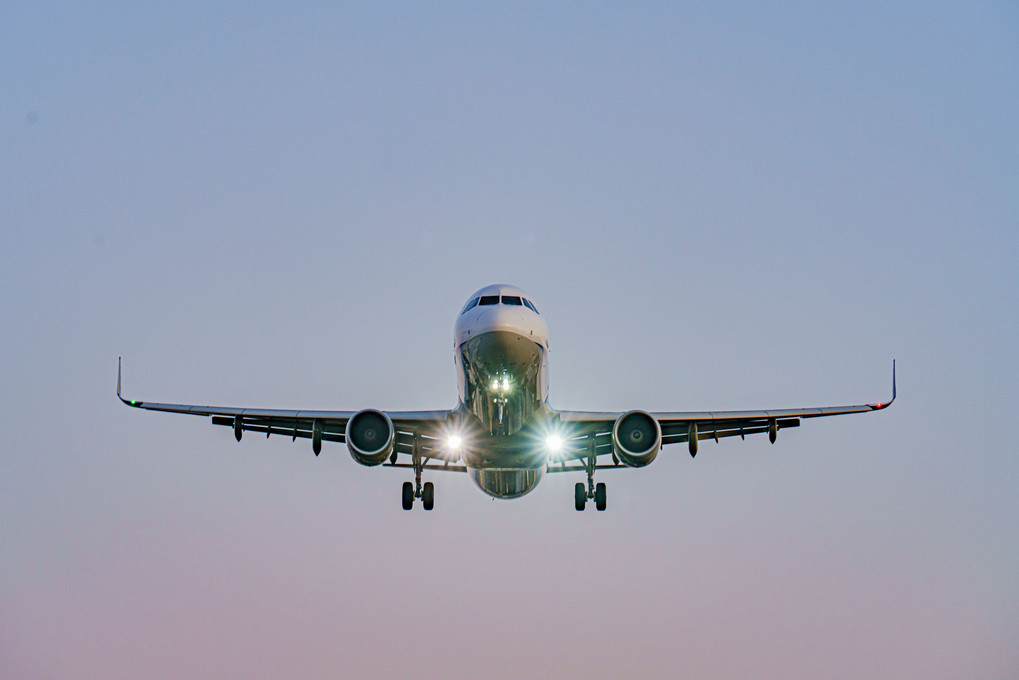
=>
[2,3,1017,678]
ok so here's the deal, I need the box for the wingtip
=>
[869,360,896,410]
[117,357,138,406]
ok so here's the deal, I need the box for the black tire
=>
[422,481,434,511]
[402,481,414,510]
[575,482,586,511]
[595,482,607,511]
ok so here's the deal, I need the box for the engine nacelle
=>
[612,410,662,468]
[345,409,395,467]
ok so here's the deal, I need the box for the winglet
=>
[870,359,896,410]
[892,359,896,401]
[117,357,141,407]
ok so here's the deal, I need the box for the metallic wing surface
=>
[118,360,458,467]
[555,361,895,464]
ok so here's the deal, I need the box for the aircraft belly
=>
[468,465,546,499]
[455,329,553,499]
[461,433,550,469]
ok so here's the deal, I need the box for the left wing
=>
[117,359,459,466]
[554,361,895,463]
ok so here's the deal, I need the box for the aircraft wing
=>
[555,362,895,463]
[117,360,455,462]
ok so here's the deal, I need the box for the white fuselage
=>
[451,284,552,498]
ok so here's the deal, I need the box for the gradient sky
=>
[2,3,1017,679]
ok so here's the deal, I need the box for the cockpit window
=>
[522,298,539,314]
[479,295,500,306]
[460,297,480,315]
[501,295,523,306]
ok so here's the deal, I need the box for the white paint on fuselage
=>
[453,285,553,497]
[453,284,549,406]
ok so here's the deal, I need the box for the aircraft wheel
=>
[574,482,586,511]
[595,482,607,511]
[422,481,434,511]
[402,481,414,510]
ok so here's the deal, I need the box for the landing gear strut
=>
[575,436,607,511]
[401,434,435,511]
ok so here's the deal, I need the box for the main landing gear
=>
[402,435,434,511]
[402,480,434,511]
[575,482,607,511]
[575,443,607,511]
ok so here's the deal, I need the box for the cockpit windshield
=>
[461,293,540,315]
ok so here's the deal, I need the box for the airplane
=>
[118,283,895,511]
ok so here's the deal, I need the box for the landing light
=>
[446,434,463,451]
[490,376,512,393]
[546,434,563,454]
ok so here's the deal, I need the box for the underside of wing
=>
[117,359,459,466]
[552,362,896,464]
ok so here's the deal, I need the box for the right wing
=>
[117,359,458,465]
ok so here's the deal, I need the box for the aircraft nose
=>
[477,306,529,333]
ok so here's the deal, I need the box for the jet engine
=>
[612,410,662,468]
[345,409,395,467]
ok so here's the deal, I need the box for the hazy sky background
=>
[2,2,1017,678]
